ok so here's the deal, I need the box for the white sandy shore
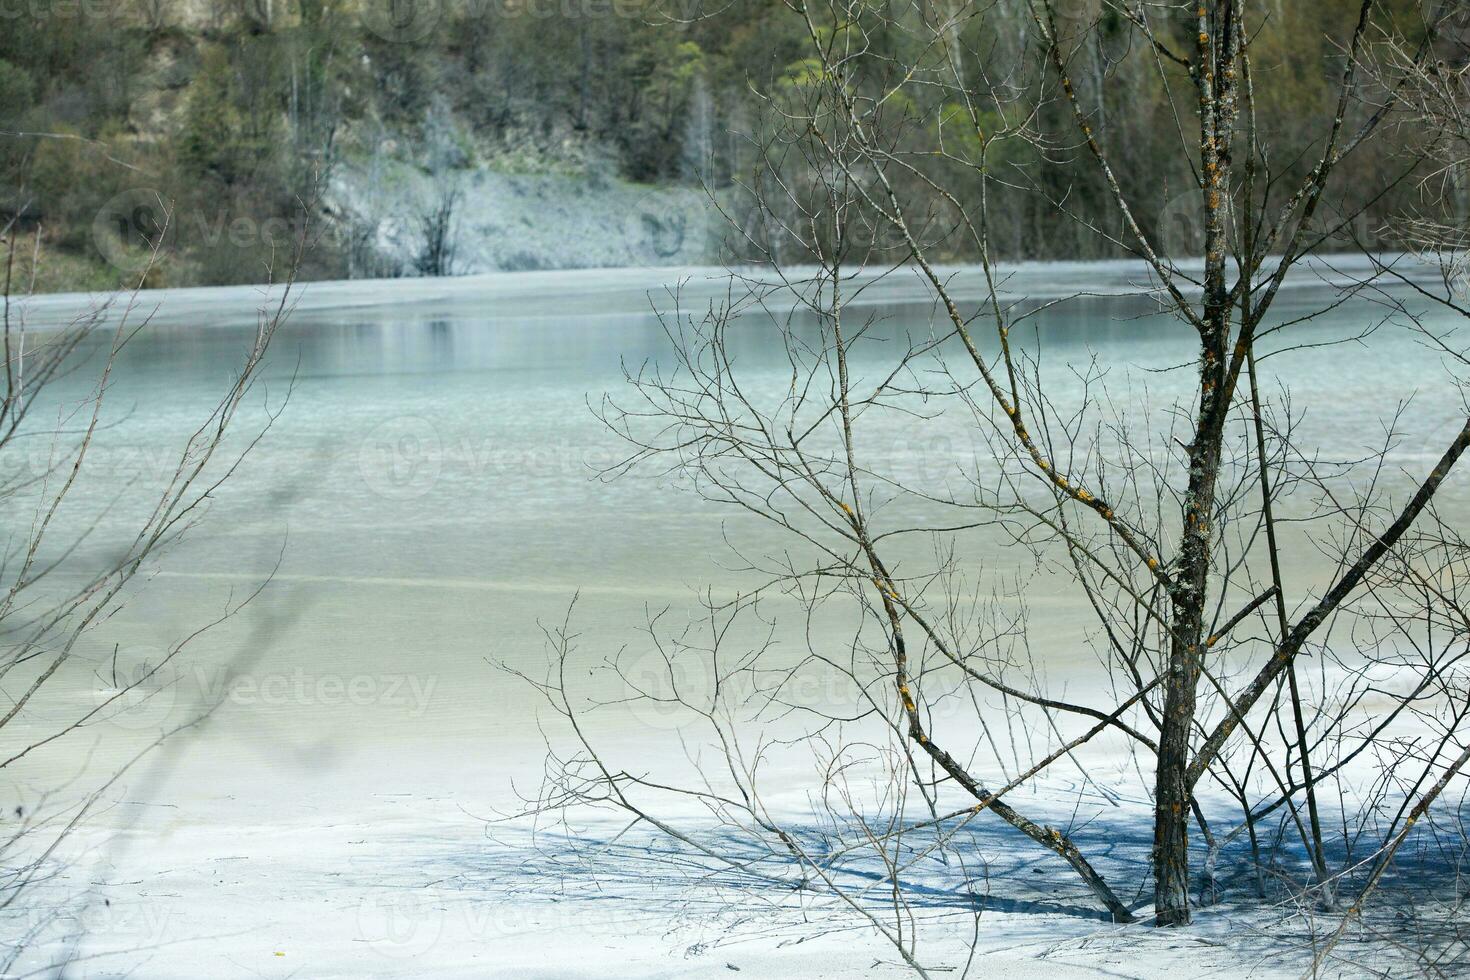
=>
[13,765,1332,979]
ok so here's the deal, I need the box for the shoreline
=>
[11,252,1422,332]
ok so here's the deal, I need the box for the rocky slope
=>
[328,158,721,276]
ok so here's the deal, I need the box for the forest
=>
[0,0,1450,289]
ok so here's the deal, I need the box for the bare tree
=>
[0,198,299,971]
[413,94,466,278]
[1286,14,1470,969]
[509,0,1470,970]
[414,183,463,278]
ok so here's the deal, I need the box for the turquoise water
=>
[4,262,1467,804]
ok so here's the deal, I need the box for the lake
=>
[5,258,1468,976]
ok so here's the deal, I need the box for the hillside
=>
[0,0,1438,291]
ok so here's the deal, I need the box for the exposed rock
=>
[328,158,721,276]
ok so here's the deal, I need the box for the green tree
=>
[178,46,244,182]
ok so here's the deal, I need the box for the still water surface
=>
[8,261,1469,811]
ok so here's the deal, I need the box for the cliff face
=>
[328,158,720,277]
[0,0,743,289]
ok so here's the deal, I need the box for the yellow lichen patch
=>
[1147,557,1160,571]
[1077,489,1093,503]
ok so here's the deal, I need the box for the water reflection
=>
[9,272,1467,790]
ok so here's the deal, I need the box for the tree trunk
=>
[1152,725,1194,924]
[1154,360,1226,923]
[1153,456,1211,926]
[1152,1,1238,923]
[1153,315,1229,924]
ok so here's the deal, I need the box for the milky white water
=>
[4,258,1467,977]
